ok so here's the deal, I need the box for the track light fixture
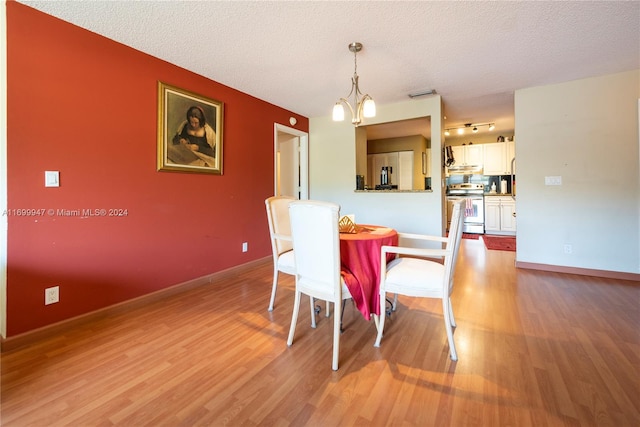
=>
[444,122,496,136]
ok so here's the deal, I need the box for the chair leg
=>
[372,314,380,333]
[447,297,456,328]
[374,292,387,347]
[310,297,317,328]
[392,293,399,311]
[326,301,331,317]
[268,268,278,311]
[332,298,341,371]
[442,298,458,361]
[287,290,301,346]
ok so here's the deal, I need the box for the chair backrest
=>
[265,196,296,256]
[444,199,465,295]
[288,200,341,301]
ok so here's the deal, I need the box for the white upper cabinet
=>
[483,143,507,175]
[466,144,484,165]
[483,141,515,175]
[451,145,464,166]
[451,144,484,166]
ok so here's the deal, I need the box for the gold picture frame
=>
[157,82,223,174]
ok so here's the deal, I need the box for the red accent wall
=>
[5,2,308,336]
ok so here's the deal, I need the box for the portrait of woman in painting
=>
[158,82,224,174]
[168,105,216,167]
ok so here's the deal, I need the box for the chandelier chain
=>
[353,48,358,76]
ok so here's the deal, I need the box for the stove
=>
[447,183,485,195]
[446,183,485,234]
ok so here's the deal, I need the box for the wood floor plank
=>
[1,239,639,426]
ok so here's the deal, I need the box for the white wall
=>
[515,70,640,274]
[308,97,445,236]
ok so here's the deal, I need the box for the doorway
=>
[274,123,308,200]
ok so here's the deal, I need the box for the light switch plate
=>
[544,176,562,186]
[45,171,59,187]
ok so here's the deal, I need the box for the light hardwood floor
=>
[1,238,639,426]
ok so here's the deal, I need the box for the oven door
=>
[447,196,484,233]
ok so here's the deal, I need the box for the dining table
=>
[339,225,398,320]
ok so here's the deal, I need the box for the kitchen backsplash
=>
[446,174,514,194]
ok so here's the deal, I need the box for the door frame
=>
[1,2,7,339]
[274,123,309,200]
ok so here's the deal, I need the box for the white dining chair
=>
[287,200,352,370]
[264,196,296,312]
[373,199,465,361]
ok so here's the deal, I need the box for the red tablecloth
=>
[340,225,398,320]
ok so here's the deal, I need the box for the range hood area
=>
[447,164,483,174]
[445,144,484,175]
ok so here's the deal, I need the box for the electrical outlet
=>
[564,244,572,254]
[242,242,248,252]
[45,286,59,305]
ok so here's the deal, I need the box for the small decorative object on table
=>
[339,215,361,234]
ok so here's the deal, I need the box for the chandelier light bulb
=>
[363,98,376,118]
[444,129,450,136]
[488,123,495,131]
[457,128,465,135]
[333,103,345,121]
[472,126,478,133]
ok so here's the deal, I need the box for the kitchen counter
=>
[355,189,433,193]
[485,193,513,196]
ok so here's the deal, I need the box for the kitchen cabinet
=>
[483,141,515,175]
[484,196,516,235]
[483,143,507,175]
[451,144,483,167]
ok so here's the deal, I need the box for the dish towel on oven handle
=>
[465,198,475,217]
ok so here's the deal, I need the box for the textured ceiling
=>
[18,1,640,138]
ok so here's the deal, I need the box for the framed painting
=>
[157,82,223,174]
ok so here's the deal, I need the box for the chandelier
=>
[332,42,376,126]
